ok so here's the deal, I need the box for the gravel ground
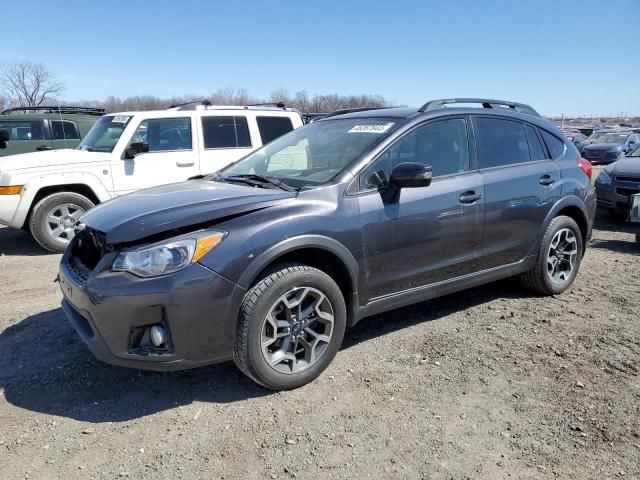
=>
[1,199,639,479]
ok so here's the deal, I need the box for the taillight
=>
[577,157,592,181]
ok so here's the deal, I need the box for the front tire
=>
[29,192,94,253]
[521,215,583,295]
[234,264,347,390]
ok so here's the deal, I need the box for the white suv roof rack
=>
[169,100,295,112]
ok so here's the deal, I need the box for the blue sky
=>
[2,0,639,116]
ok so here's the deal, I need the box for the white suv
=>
[0,103,303,252]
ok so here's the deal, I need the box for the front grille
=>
[585,150,605,159]
[66,228,111,279]
[616,187,640,197]
[616,176,640,183]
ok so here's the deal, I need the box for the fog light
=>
[150,325,166,347]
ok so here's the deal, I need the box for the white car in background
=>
[0,102,303,252]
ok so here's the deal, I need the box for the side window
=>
[50,120,80,140]
[475,118,530,168]
[540,130,565,159]
[359,118,469,190]
[0,120,45,140]
[524,124,547,160]
[202,116,251,149]
[256,116,294,145]
[130,117,192,152]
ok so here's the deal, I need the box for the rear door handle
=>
[176,161,195,167]
[459,191,482,204]
[539,175,555,186]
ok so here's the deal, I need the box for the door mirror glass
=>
[390,162,432,188]
[124,142,149,159]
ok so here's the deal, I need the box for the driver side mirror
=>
[0,129,9,149]
[390,162,433,188]
[124,142,149,159]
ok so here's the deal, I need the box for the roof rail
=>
[418,98,540,117]
[169,99,212,109]
[322,106,393,119]
[248,102,287,109]
[0,106,106,116]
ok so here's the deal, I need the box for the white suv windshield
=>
[78,115,131,152]
[220,118,398,188]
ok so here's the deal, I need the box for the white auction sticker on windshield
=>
[111,115,130,124]
[348,122,394,134]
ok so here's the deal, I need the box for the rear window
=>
[202,116,251,149]
[50,120,80,140]
[0,120,45,140]
[257,116,294,145]
[540,130,565,159]
[525,124,547,160]
[475,117,530,168]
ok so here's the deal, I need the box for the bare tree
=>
[0,61,65,107]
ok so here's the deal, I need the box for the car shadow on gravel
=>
[0,226,51,257]
[0,308,269,423]
[0,278,534,423]
[342,277,528,350]
[590,215,639,254]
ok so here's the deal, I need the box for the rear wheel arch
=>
[539,197,590,255]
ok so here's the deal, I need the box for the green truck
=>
[0,106,104,156]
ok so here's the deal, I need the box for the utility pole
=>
[561,113,565,130]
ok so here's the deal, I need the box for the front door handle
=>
[176,161,194,167]
[459,191,482,204]
[539,175,555,186]
[36,145,52,151]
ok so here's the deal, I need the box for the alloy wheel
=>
[261,286,335,374]
[546,228,578,285]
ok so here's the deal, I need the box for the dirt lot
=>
[1,205,639,479]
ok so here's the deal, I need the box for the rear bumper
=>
[59,257,246,371]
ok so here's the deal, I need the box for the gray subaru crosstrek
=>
[58,98,596,390]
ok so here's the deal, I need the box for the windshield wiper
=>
[220,174,298,192]
[77,146,94,152]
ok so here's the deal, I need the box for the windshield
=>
[78,115,132,152]
[597,133,629,144]
[219,118,399,188]
[629,145,640,157]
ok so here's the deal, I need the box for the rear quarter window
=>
[540,130,565,159]
[256,116,294,145]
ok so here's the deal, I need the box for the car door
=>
[0,119,51,156]
[357,116,484,299]
[48,119,82,150]
[111,116,199,195]
[472,116,561,270]
[198,114,256,174]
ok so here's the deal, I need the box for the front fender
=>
[14,172,113,227]
[235,234,360,293]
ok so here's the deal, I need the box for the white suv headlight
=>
[113,231,225,277]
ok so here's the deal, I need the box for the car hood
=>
[81,180,297,244]
[584,143,622,151]
[0,148,108,172]
[610,156,640,175]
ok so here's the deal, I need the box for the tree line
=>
[0,61,388,113]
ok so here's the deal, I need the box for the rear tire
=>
[233,263,346,390]
[521,215,583,295]
[29,192,94,253]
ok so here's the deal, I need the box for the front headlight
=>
[596,170,612,185]
[113,231,225,277]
